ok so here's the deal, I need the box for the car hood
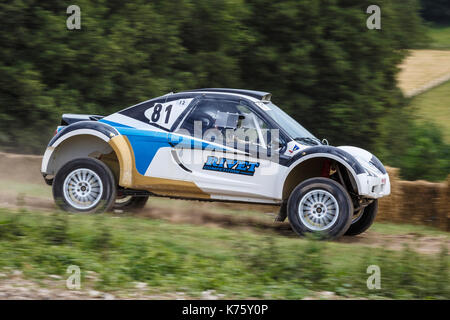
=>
[337,146,386,176]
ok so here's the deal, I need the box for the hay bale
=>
[378,166,403,223]
[439,175,450,231]
[376,167,448,231]
[397,179,446,229]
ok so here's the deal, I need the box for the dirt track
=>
[0,151,448,255]
[1,191,448,255]
[0,270,196,300]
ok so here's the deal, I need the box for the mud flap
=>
[42,174,54,186]
[274,201,287,222]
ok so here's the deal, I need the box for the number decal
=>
[151,104,163,122]
[144,98,193,130]
[164,105,172,124]
[149,104,172,124]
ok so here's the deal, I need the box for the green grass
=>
[371,222,450,237]
[408,80,450,144]
[427,25,450,50]
[0,208,448,299]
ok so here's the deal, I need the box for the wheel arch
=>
[41,121,134,187]
[281,154,362,201]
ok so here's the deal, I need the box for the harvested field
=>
[397,50,450,97]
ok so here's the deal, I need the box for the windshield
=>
[258,102,320,145]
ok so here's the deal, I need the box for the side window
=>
[177,99,270,149]
[143,98,193,131]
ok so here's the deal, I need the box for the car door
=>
[173,96,285,203]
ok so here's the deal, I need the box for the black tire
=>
[113,196,149,212]
[53,157,116,213]
[345,200,378,236]
[287,177,353,240]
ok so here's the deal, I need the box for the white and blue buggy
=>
[41,89,390,239]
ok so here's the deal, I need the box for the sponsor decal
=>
[289,144,300,153]
[203,156,259,176]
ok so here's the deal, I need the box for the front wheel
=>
[53,157,116,213]
[345,200,378,236]
[287,177,353,239]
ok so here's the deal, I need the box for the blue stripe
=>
[98,120,233,175]
[114,128,169,175]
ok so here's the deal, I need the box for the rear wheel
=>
[287,177,353,239]
[53,158,116,213]
[114,195,149,212]
[345,200,378,236]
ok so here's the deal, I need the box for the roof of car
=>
[179,88,272,101]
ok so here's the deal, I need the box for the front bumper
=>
[356,172,391,199]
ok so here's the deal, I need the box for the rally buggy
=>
[41,88,390,239]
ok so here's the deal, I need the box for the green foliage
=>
[42,212,69,245]
[0,0,250,153]
[126,242,184,285]
[0,0,426,151]
[426,25,450,49]
[398,123,449,181]
[355,244,449,298]
[376,106,450,181]
[241,0,427,148]
[0,0,444,181]
[0,212,24,240]
[89,217,114,252]
[420,0,450,25]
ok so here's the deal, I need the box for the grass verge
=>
[0,208,448,299]
[427,25,450,50]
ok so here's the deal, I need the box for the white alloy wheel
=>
[298,189,339,231]
[63,168,104,210]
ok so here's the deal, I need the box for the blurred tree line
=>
[420,0,450,25]
[0,0,447,180]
